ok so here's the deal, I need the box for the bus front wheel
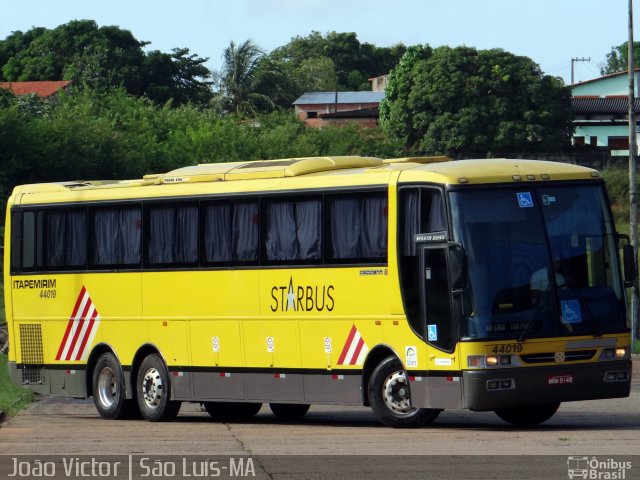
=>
[92,352,137,420]
[136,354,181,422]
[494,402,560,427]
[368,356,441,428]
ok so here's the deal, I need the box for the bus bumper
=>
[462,359,632,411]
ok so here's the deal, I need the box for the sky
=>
[0,0,637,85]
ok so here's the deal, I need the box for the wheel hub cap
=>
[382,371,415,416]
[141,367,163,408]
[97,367,116,408]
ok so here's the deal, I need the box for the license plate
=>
[548,374,573,385]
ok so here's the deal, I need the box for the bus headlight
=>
[485,356,499,366]
[603,347,628,359]
[467,355,512,368]
[615,348,627,358]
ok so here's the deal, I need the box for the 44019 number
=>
[491,344,523,354]
[39,289,56,299]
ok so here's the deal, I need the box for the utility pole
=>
[571,57,591,84]
[628,0,639,348]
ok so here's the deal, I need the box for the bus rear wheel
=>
[136,353,181,422]
[92,352,138,420]
[494,402,560,427]
[203,402,262,420]
[368,356,441,428]
[269,403,310,420]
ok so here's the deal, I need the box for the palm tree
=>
[215,40,276,116]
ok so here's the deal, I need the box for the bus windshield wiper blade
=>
[518,284,552,343]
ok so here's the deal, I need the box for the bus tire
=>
[92,352,135,420]
[136,353,181,422]
[368,356,441,428]
[203,402,262,420]
[494,402,560,427]
[269,403,310,420]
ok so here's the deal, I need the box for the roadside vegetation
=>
[0,354,33,418]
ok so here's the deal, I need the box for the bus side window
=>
[263,197,322,263]
[37,209,86,269]
[146,204,198,266]
[22,212,35,270]
[326,192,387,263]
[203,200,259,265]
[92,206,142,267]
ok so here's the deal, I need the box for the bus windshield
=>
[450,184,627,341]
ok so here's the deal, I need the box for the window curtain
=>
[295,200,321,259]
[94,207,141,266]
[329,194,387,260]
[43,210,86,267]
[232,202,259,262]
[362,194,387,258]
[148,206,175,264]
[329,196,362,259]
[204,203,232,263]
[265,201,298,260]
[174,206,198,263]
[148,205,197,265]
[265,199,321,261]
[402,190,420,256]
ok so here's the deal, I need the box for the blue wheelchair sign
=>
[561,300,582,324]
[517,192,534,208]
[427,324,438,341]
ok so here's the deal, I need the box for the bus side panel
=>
[184,270,259,400]
[10,272,142,397]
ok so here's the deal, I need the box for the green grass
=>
[0,276,33,418]
[633,339,640,354]
[0,277,5,325]
[0,354,33,417]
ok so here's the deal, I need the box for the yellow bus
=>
[3,156,633,427]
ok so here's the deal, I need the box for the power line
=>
[571,57,591,84]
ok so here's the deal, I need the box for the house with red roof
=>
[0,80,71,100]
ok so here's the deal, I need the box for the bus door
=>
[419,244,465,408]
[419,245,456,353]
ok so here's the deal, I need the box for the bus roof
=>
[9,156,600,204]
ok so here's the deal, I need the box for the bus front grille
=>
[520,350,596,364]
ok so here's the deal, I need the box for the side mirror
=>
[622,243,636,287]
[450,246,468,291]
[618,234,636,287]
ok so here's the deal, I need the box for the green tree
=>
[142,48,212,106]
[0,21,212,105]
[266,31,405,102]
[380,45,573,155]
[213,39,279,115]
[601,41,640,75]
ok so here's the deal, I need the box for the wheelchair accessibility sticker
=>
[561,300,582,323]
[427,324,438,341]
[516,192,534,208]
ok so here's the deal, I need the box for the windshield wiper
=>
[518,283,552,343]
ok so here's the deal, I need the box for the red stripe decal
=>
[55,286,86,360]
[337,325,357,365]
[349,338,365,366]
[75,308,97,361]
[64,296,92,361]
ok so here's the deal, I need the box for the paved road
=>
[0,358,638,479]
